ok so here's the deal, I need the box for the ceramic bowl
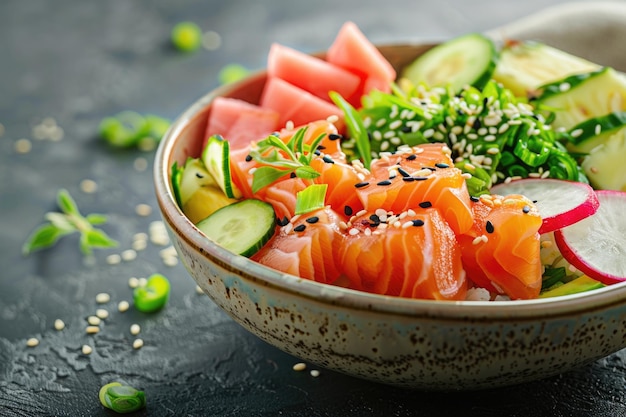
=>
[154,41,626,390]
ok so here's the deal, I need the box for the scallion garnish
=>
[329,91,372,169]
[295,184,328,215]
[133,273,171,313]
[99,382,146,414]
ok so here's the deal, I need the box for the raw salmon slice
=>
[252,206,345,284]
[355,143,474,235]
[340,207,467,300]
[459,194,543,300]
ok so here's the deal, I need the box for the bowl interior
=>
[154,43,626,321]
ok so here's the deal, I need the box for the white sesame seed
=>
[128,277,140,288]
[106,254,121,265]
[326,114,339,124]
[376,118,386,128]
[310,370,320,377]
[79,179,98,194]
[14,138,32,154]
[135,204,152,217]
[285,120,294,130]
[348,228,360,235]
[422,129,434,138]
[595,124,601,135]
[96,309,109,320]
[87,316,101,326]
[195,285,204,294]
[163,256,178,267]
[118,300,130,312]
[26,337,39,347]
[95,293,110,304]
[292,362,307,371]
[559,82,571,92]
[570,128,583,138]
[86,326,100,334]
[121,249,137,262]
[389,120,403,130]
[130,324,141,335]
[133,339,144,350]
[54,319,65,331]
[82,345,93,355]
[132,239,148,251]
[472,236,484,245]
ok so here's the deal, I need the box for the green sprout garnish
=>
[99,111,170,149]
[99,382,146,414]
[22,189,117,256]
[295,184,328,215]
[248,127,328,214]
[171,21,202,52]
[133,273,171,313]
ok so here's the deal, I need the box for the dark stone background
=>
[2,1,626,416]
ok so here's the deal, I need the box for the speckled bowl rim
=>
[154,44,626,322]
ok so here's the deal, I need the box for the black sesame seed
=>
[419,201,432,209]
[278,216,289,226]
[314,149,322,156]
[406,154,417,161]
[290,172,297,178]
[306,216,319,224]
[412,219,425,227]
[293,224,306,232]
[397,167,411,177]
[329,133,342,141]
[486,220,495,234]
[195,172,204,179]
[344,205,353,216]
[472,118,481,130]
[377,180,392,186]
[245,154,253,162]
[369,214,380,223]
[317,144,326,150]
[435,162,450,169]
[355,182,369,188]
[402,177,415,182]
[413,176,429,181]
[322,155,335,164]
[470,196,480,202]
[401,126,412,133]
[522,205,531,214]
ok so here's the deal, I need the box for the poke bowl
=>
[154,22,626,390]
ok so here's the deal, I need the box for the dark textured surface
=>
[2,0,626,416]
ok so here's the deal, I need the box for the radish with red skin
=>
[554,190,626,284]
[490,178,600,234]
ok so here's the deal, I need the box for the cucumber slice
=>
[581,127,626,191]
[567,111,626,153]
[202,134,242,199]
[401,33,497,93]
[535,67,626,130]
[492,41,600,98]
[196,199,276,257]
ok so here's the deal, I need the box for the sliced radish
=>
[554,190,626,285]
[490,178,599,234]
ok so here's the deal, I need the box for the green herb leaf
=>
[84,229,117,248]
[22,224,70,255]
[294,166,321,180]
[295,184,328,215]
[329,91,371,169]
[86,213,108,225]
[251,166,292,193]
[57,189,79,216]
